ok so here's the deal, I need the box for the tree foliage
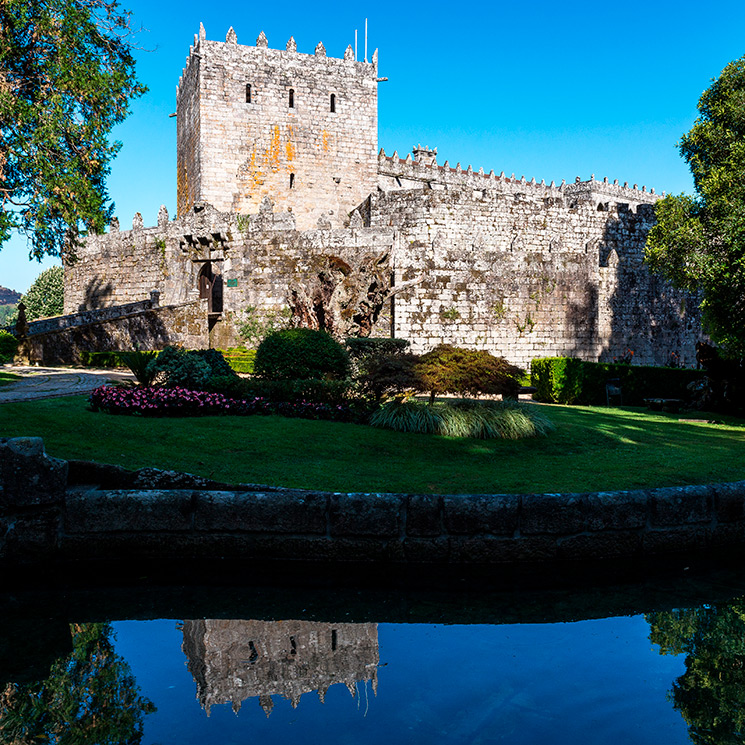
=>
[0,622,154,743]
[645,56,745,353]
[20,264,63,320]
[0,0,146,259]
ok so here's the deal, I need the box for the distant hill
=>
[0,285,20,305]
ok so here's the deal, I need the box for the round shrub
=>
[254,328,350,380]
[147,347,212,390]
[0,330,18,364]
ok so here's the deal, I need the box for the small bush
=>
[345,337,410,361]
[147,347,212,390]
[0,330,18,363]
[414,345,523,401]
[254,329,350,380]
[531,356,706,405]
[357,352,419,402]
[119,350,158,386]
[369,398,553,439]
[191,348,238,380]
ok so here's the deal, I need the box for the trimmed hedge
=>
[80,350,129,368]
[254,329,350,380]
[217,347,256,374]
[531,357,705,405]
[0,330,18,364]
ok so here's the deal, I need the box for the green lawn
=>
[2,395,745,494]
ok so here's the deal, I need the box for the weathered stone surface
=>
[328,494,401,537]
[712,482,745,523]
[585,492,647,531]
[0,437,67,507]
[64,490,195,533]
[643,527,708,555]
[521,493,586,535]
[442,494,518,535]
[194,491,327,534]
[648,486,712,527]
[403,536,450,562]
[406,494,441,537]
[558,531,642,560]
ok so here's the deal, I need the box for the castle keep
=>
[58,25,704,368]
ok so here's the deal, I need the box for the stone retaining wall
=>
[2,437,745,569]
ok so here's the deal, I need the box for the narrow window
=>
[331,629,338,651]
[289,88,294,108]
[289,173,295,189]
[245,84,251,103]
[330,93,336,113]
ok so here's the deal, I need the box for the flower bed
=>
[88,385,361,422]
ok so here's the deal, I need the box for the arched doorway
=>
[197,262,223,314]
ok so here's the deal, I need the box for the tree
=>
[645,55,745,354]
[0,0,146,260]
[20,264,63,319]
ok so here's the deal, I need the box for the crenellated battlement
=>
[378,148,661,208]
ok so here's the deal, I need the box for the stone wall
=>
[21,301,208,365]
[3,439,745,570]
[372,179,703,368]
[176,26,379,230]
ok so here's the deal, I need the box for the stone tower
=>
[176,25,379,229]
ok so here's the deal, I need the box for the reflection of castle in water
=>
[181,620,379,716]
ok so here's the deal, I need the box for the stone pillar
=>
[0,438,67,561]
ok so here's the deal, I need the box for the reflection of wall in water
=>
[181,619,379,716]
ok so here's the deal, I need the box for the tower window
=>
[289,173,295,189]
[245,84,251,103]
[330,93,336,113]
[289,88,294,108]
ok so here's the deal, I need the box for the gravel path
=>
[0,366,134,403]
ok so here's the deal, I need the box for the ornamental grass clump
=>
[369,398,553,439]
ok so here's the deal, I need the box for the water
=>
[2,570,745,744]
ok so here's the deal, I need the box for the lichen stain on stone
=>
[268,125,282,173]
[285,125,296,163]
[321,129,330,153]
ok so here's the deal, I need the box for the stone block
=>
[712,482,745,523]
[557,531,641,560]
[585,491,647,530]
[194,490,327,534]
[326,537,405,562]
[643,527,707,555]
[442,494,519,535]
[403,537,450,562]
[406,494,442,537]
[648,486,712,527]
[65,489,194,533]
[328,493,402,537]
[0,437,68,507]
[520,493,586,534]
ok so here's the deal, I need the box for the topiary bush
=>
[0,330,18,363]
[414,345,523,402]
[254,328,350,380]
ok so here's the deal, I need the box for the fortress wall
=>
[373,187,703,368]
[176,31,378,230]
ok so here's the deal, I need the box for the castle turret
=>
[176,25,379,229]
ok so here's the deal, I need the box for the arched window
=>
[289,173,295,189]
[245,84,251,103]
[330,93,336,113]
[289,88,294,108]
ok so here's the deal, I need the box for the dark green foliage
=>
[0,330,18,363]
[414,345,523,402]
[531,357,706,405]
[359,352,419,402]
[0,304,17,326]
[80,350,129,368]
[217,347,256,374]
[0,0,146,258]
[345,337,410,360]
[0,622,154,743]
[191,348,237,380]
[119,349,157,386]
[644,55,745,354]
[254,328,350,380]
[217,375,356,406]
[19,266,63,320]
[147,347,210,390]
[369,398,554,439]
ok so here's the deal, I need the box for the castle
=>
[56,24,705,368]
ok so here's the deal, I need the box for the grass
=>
[0,371,21,387]
[3,396,745,494]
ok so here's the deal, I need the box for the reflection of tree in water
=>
[648,601,745,745]
[0,622,155,744]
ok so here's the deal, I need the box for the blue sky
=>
[3,0,745,292]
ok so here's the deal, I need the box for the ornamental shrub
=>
[414,345,523,402]
[147,347,211,390]
[0,330,18,363]
[530,357,706,405]
[20,266,64,320]
[254,328,350,380]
